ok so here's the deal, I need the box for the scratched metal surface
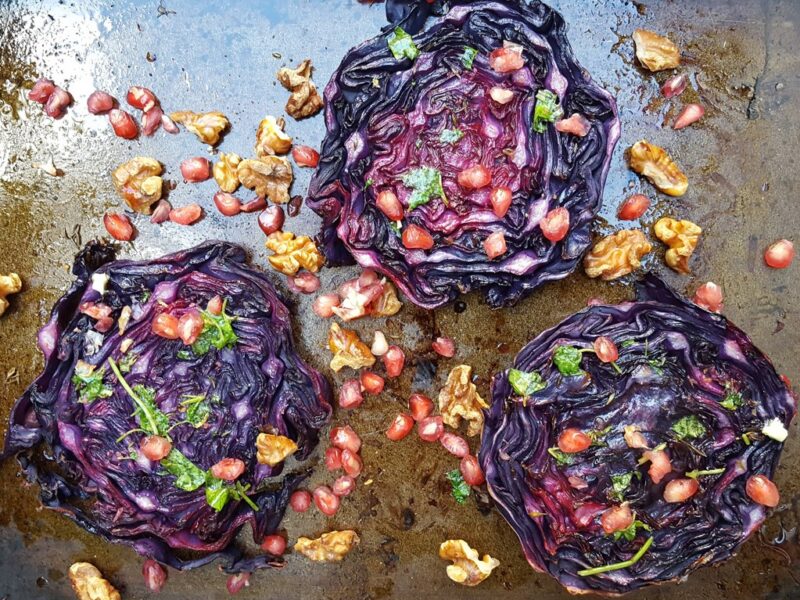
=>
[0,0,798,598]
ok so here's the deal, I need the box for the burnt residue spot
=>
[288,195,303,217]
[379,537,400,573]
[454,300,467,313]
[359,488,381,520]
[400,507,415,530]
[472,486,494,516]
[412,359,436,391]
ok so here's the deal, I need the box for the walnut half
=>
[256,432,298,467]
[238,156,293,204]
[111,157,163,214]
[439,540,499,587]
[213,152,241,193]
[294,530,360,562]
[584,229,652,280]
[276,59,323,120]
[628,140,688,197]
[654,217,702,273]
[68,562,121,600]
[0,273,21,317]
[255,116,292,157]
[632,29,681,72]
[438,365,488,437]
[265,231,325,276]
[327,322,375,372]
[170,110,229,146]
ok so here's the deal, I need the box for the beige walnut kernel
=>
[584,230,653,280]
[654,217,702,273]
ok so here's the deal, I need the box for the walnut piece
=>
[633,29,680,72]
[654,217,702,273]
[294,530,360,562]
[371,280,403,317]
[276,59,323,120]
[628,140,688,197]
[69,562,121,600]
[265,231,325,276]
[438,365,488,437]
[256,432,298,467]
[238,156,293,204]
[170,110,229,146]
[213,152,241,193]
[584,229,652,280]
[439,540,499,587]
[111,157,163,214]
[0,273,21,317]
[328,322,375,372]
[255,116,292,157]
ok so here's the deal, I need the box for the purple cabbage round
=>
[480,275,795,594]
[3,242,331,573]
[308,0,620,308]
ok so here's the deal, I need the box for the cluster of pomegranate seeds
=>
[28,78,72,118]
[142,559,167,593]
[311,425,366,515]
[103,211,135,241]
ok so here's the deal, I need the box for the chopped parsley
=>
[686,467,725,479]
[205,477,259,512]
[439,128,464,144]
[388,220,402,237]
[553,345,590,376]
[532,89,563,133]
[72,364,112,404]
[180,394,212,428]
[720,390,743,411]
[108,358,170,437]
[609,472,633,502]
[118,353,138,374]
[613,519,652,542]
[446,469,471,504]
[402,166,447,210]
[578,537,653,577]
[161,448,207,492]
[671,415,706,440]
[388,26,419,61]
[192,301,238,356]
[460,46,478,69]
[547,446,574,465]
[508,368,546,397]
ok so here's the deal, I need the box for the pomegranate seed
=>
[440,432,469,458]
[490,186,512,218]
[152,312,180,339]
[484,231,507,259]
[417,415,444,442]
[341,448,363,478]
[289,489,312,512]
[693,282,723,313]
[258,205,285,235]
[432,336,455,358]
[746,474,780,507]
[181,157,212,183]
[28,78,55,103]
[540,207,570,242]
[386,413,414,441]
[663,478,700,503]
[330,425,361,453]
[764,239,794,269]
[339,379,364,409]
[207,295,223,315]
[312,293,340,318]
[360,371,385,395]
[80,302,112,320]
[141,107,163,136]
[557,428,591,453]
[489,87,515,104]
[383,345,405,378]
[332,475,356,497]
[313,485,340,516]
[617,194,651,220]
[673,103,705,130]
[241,196,268,213]
[488,46,525,73]
[457,164,491,190]
[140,435,172,461]
[87,90,115,115]
[108,109,138,139]
[643,449,672,484]
[402,224,435,250]
[226,573,250,595]
[126,86,158,112]
[601,504,634,534]
[142,559,167,593]
[661,73,688,98]
[460,454,485,486]
[324,447,343,471]
[95,317,114,333]
[150,199,172,224]
[161,114,179,134]
[288,272,321,294]
[409,394,434,421]
[555,113,591,137]
[44,87,72,119]
[169,204,203,226]
[292,145,320,168]
[103,212,135,241]
[261,534,286,556]
[376,190,404,221]
[210,458,246,481]
[214,191,242,216]
[371,331,389,356]
[177,309,204,345]
[593,336,619,363]
[568,475,589,490]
